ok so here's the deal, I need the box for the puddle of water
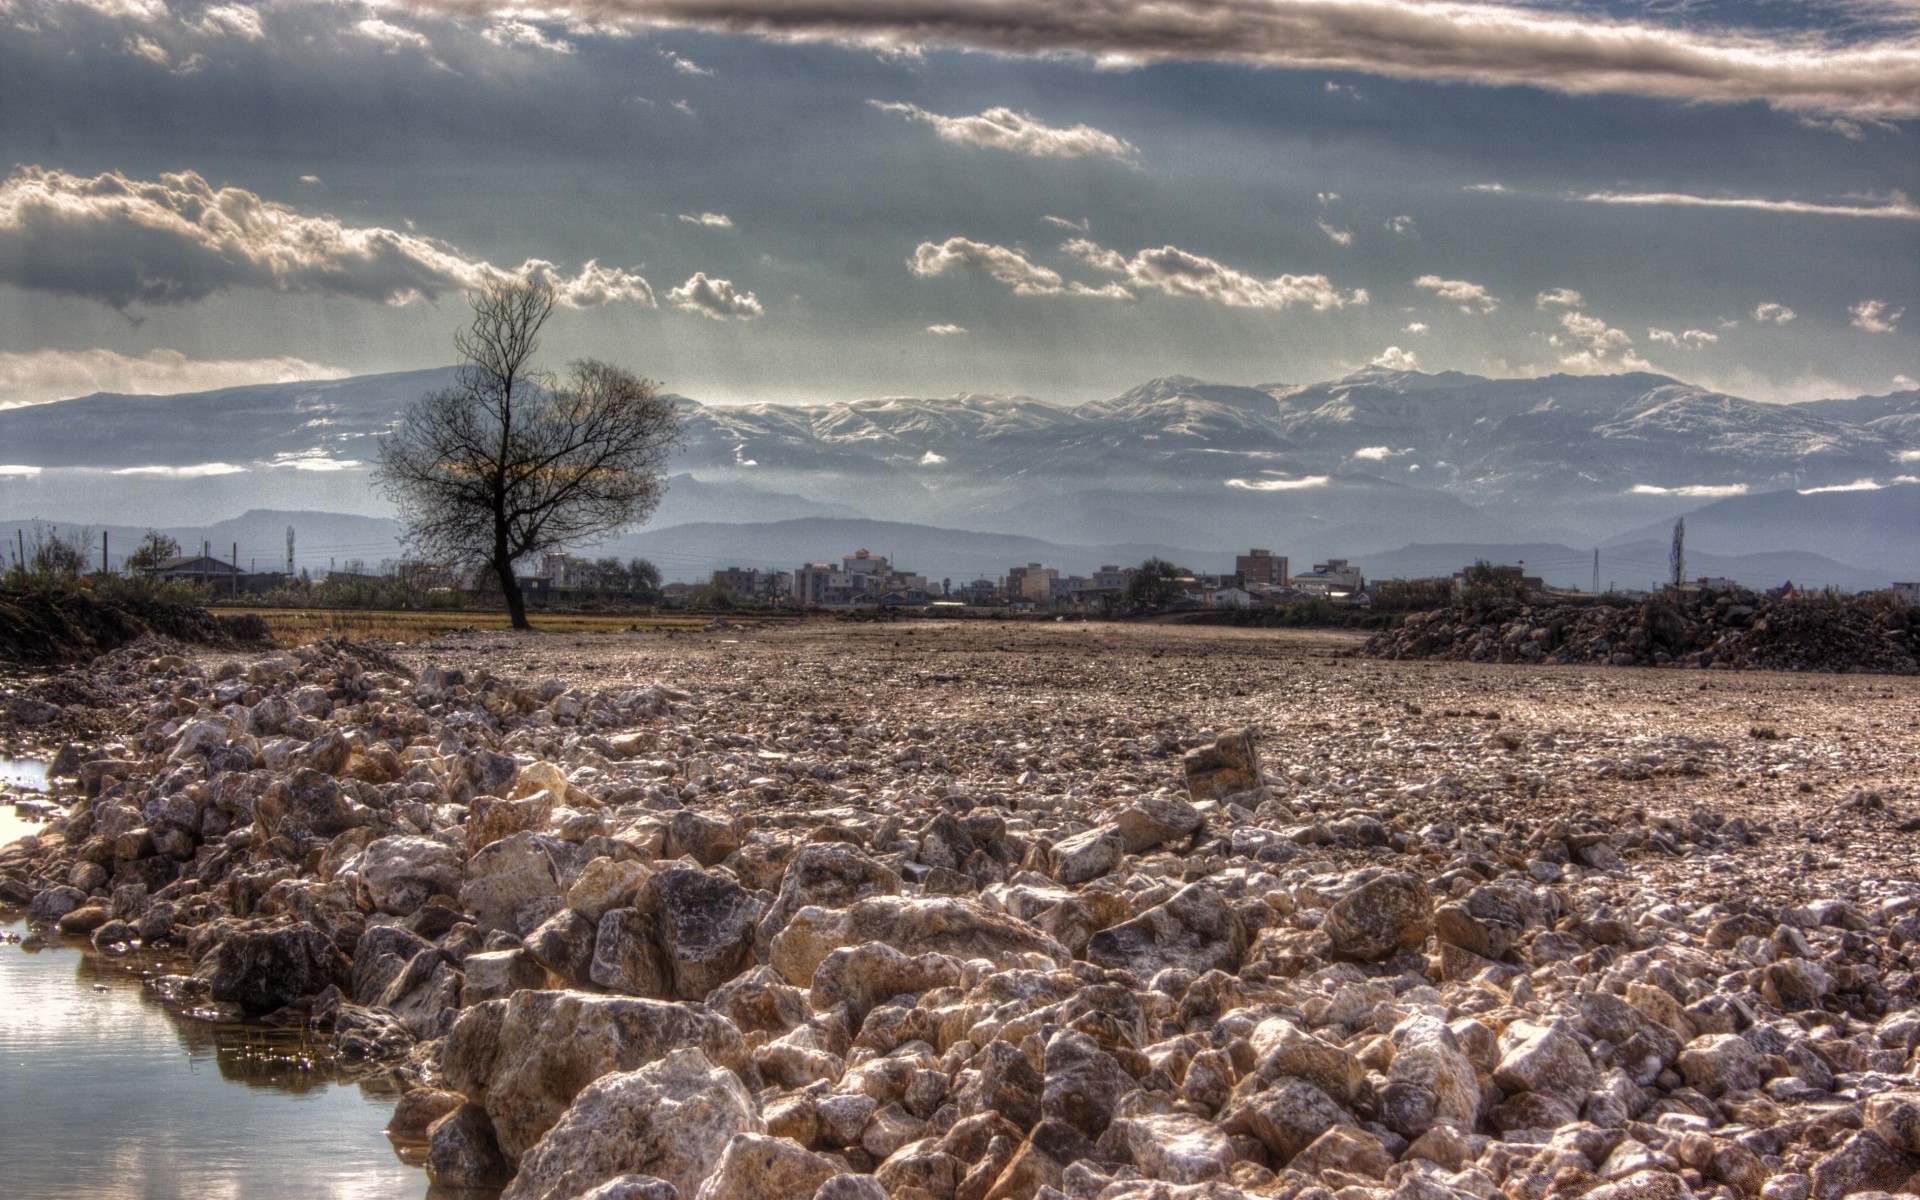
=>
[1,756,52,846]
[0,921,448,1200]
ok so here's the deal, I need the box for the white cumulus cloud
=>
[909,238,1067,296]
[1647,327,1719,348]
[1415,275,1498,313]
[871,102,1135,161]
[1850,299,1903,332]
[1370,346,1419,371]
[1535,287,1584,310]
[483,19,575,53]
[1067,239,1364,310]
[925,323,967,335]
[1753,302,1797,324]
[667,271,763,319]
[1225,475,1331,491]
[0,347,348,410]
[0,166,655,310]
[1630,483,1750,498]
[678,212,734,227]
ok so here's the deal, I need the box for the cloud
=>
[1544,294,1653,372]
[1316,219,1352,246]
[1385,215,1415,235]
[909,237,1067,296]
[662,49,712,73]
[1571,189,1920,220]
[1402,321,1428,334]
[1067,239,1364,310]
[1753,302,1797,324]
[113,462,248,477]
[0,465,42,477]
[678,211,734,227]
[1535,287,1583,310]
[0,166,655,310]
[1894,375,1917,391]
[1353,445,1412,460]
[483,18,575,53]
[1850,299,1903,332]
[383,0,1920,119]
[925,323,966,334]
[0,347,348,409]
[1369,346,1418,370]
[1415,274,1498,313]
[1630,482,1750,497]
[1899,449,1920,463]
[190,4,264,39]
[355,16,433,51]
[1042,215,1090,231]
[1225,475,1331,491]
[1647,327,1718,348]
[1798,478,1884,494]
[918,450,946,464]
[667,271,762,319]
[871,102,1135,161]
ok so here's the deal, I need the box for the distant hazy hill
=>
[4,366,1916,574]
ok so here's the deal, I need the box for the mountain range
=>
[2,367,1916,587]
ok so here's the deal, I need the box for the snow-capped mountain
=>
[2,367,1916,571]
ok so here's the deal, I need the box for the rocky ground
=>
[3,620,1920,1200]
[1364,593,1920,675]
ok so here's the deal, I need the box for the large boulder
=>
[460,832,567,936]
[1493,1019,1598,1104]
[647,865,760,1001]
[755,842,900,952]
[502,1048,761,1200]
[441,989,750,1163]
[769,895,1067,987]
[257,768,359,840]
[360,835,464,916]
[469,791,558,856]
[1102,1112,1241,1184]
[1433,884,1528,961]
[1113,794,1204,854]
[809,942,964,1026]
[1221,1076,1355,1164]
[1387,1014,1482,1129]
[1247,1017,1365,1107]
[427,1102,513,1190]
[1181,728,1262,802]
[1322,870,1432,961]
[692,1133,839,1200]
[1085,882,1248,977]
[195,922,349,1013]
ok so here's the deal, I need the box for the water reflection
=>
[0,919,447,1200]
[2,755,53,846]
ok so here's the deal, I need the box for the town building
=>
[1006,563,1058,604]
[712,567,764,598]
[1235,549,1289,588]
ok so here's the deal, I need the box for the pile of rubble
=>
[0,587,270,665]
[3,637,1919,1200]
[1365,594,1920,674]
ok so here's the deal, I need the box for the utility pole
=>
[1591,548,1599,596]
[232,542,239,598]
[286,526,295,577]
[102,530,109,576]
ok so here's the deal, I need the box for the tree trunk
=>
[495,556,530,631]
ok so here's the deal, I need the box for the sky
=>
[0,0,1916,410]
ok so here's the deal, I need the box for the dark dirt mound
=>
[0,588,272,665]
[1364,590,1919,674]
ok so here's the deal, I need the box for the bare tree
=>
[375,280,681,629]
[1669,518,1686,589]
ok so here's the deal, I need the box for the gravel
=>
[3,621,1918,1200]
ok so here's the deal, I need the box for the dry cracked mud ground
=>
[4,620,1919,1200]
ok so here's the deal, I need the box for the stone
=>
[646,865,760,1001]
[387,1088,465,1142]
[1676,1033,1763,1098]
[460,832,565,936]
[810,941,965,1025]
[577,1178,679,1200]
[196,922,349,1013]
[1584,1171,1694,1200]
[259,768,358,839]
[27,885,87,924]
[1387,1015,1481,1129]
[1049,825,1125,885]
[1761,959,1830,1012]
[592,905,670,998]
[1493,1019,1598,1104]
[568,856,650,923]
[524,908,600,987]
[56,904,111,936]
[1085,882,1248,977]
[441,989,750,1163]
[462,948,548,1006]
[502,1048,761,1200]
[955,1041,1045,1132]
[427,1102,513,1190]
[1322,870,1432,961]
[1808,1129,1916,1200]
[755,841,901,951]
[1182,729,1262,803]
[691,1133,839,1200]
[351,924,438,1006]
[360,835,464,916]
[812,1178,889,1200]
[1433,885,1528,960]
[1221,1076,1355,1164]
[1041,1028,1134,1139]
[469,790,558,856]
[769,895,1068,987]
[1104,1112,1241,1184]
[1249,1017,1366,1107]
[1288,1125,1395,1179]
[667,809,739,867]
[1112,794,1204,854]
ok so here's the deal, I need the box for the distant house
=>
[1209,586,1254,609]
[1235,549,1289,588]
[1006,563,1057,604]
[148,554,285,596]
